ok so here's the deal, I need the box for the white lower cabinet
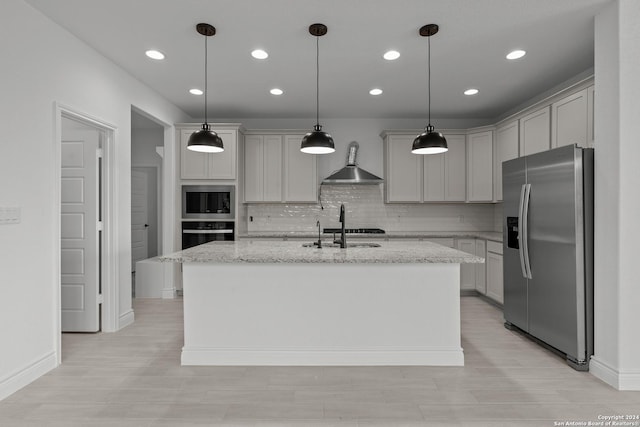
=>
[486,240,503,304]
[474,239,486,294]
[457,238,477,291]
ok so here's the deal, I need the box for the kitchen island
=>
[161,240,482,366]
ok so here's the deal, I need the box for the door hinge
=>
[97,294,104,304]
[97,221,104,231]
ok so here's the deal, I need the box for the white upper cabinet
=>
[384,134,422,202]
[179,125,238,180]
[519,106,550,157]
[283,135,318,202]
[384,132,466,203]
[551,88,589,148]
[466,130,493,202]
[244,133,317,203]
[244,135,283,202]
[495,121,519,201]
[444,135,467,202]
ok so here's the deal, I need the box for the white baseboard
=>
[118,309,135,330]
[0,351,57,401]
[181,347,464,366]
[590,356,640,390]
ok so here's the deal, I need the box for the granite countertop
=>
[160,240,484,264]
[239,231,503,242]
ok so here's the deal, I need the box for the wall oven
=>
[182,221,235,249]
[182,185,234,220]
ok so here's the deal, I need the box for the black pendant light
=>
[300,23,335,154]
[412,24,448,155]
[187,23,224,153]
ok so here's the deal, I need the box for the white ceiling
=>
[25,0,608,121]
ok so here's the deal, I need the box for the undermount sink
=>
[302,242,381,248]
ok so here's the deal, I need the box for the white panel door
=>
[263,135,283,202]
[131,169,148,269]
[423,153,445,201]
[61,127,100,332]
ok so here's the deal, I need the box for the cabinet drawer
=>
[425,238,455,248]
[487,240,503,255]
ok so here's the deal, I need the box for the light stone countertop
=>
[160,240,484,264]
[239,231,503,242]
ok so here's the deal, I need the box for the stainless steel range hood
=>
[322,141,383,185]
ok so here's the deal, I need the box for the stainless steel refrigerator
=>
[502,144,594,370]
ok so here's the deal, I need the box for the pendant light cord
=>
[427,35,431,127]
[316,35,320,127]
[204,34,208,126]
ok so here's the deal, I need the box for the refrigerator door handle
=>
[522,183,532,279]
[518,184,528,278]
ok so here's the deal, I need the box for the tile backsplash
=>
[246,185,499,234]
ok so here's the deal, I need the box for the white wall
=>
[591,0,640,390]
[0,0,190,400]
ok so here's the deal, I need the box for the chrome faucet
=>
[314,220,322,248]
[333,204,346,248]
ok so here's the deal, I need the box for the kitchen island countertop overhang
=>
[160,240,483,367]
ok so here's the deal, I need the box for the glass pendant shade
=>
[187,123,224,153]
[411,124,448,154]
[301,124,335,154]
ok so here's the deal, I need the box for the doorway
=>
[131,109,165,297]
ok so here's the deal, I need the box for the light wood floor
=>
[1,296,638,426]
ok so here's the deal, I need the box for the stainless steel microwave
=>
[182,185,235,220]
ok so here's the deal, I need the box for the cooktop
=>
[323,228,385,234]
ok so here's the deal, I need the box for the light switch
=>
[0,206,21,224]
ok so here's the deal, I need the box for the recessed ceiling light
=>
[506,49,526,60]
[464,88,479,96]
[383,50,400,61]
[270,88,283,95]
[189,88,203,95]
[369,88,383,96]
[145,50,165,60]
[251,49,269,59]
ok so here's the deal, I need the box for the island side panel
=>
[181,262,463,366]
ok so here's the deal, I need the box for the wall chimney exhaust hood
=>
[322,141,384,185]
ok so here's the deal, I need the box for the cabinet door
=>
[209,130,237,179]
[457,239,476,291]
[284,135,317,202]
[263,135,283,202]
[244,135,264,202]
[466,131,493,202]
[495,121,519,201]
[520,106,550,156]
[474,239,486,294]
[444,135,466,201]
[386,135,422,202]
[551,88,588,148]
[486,251,504,303]
[180,129,210,179]
[423,153,445,201]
